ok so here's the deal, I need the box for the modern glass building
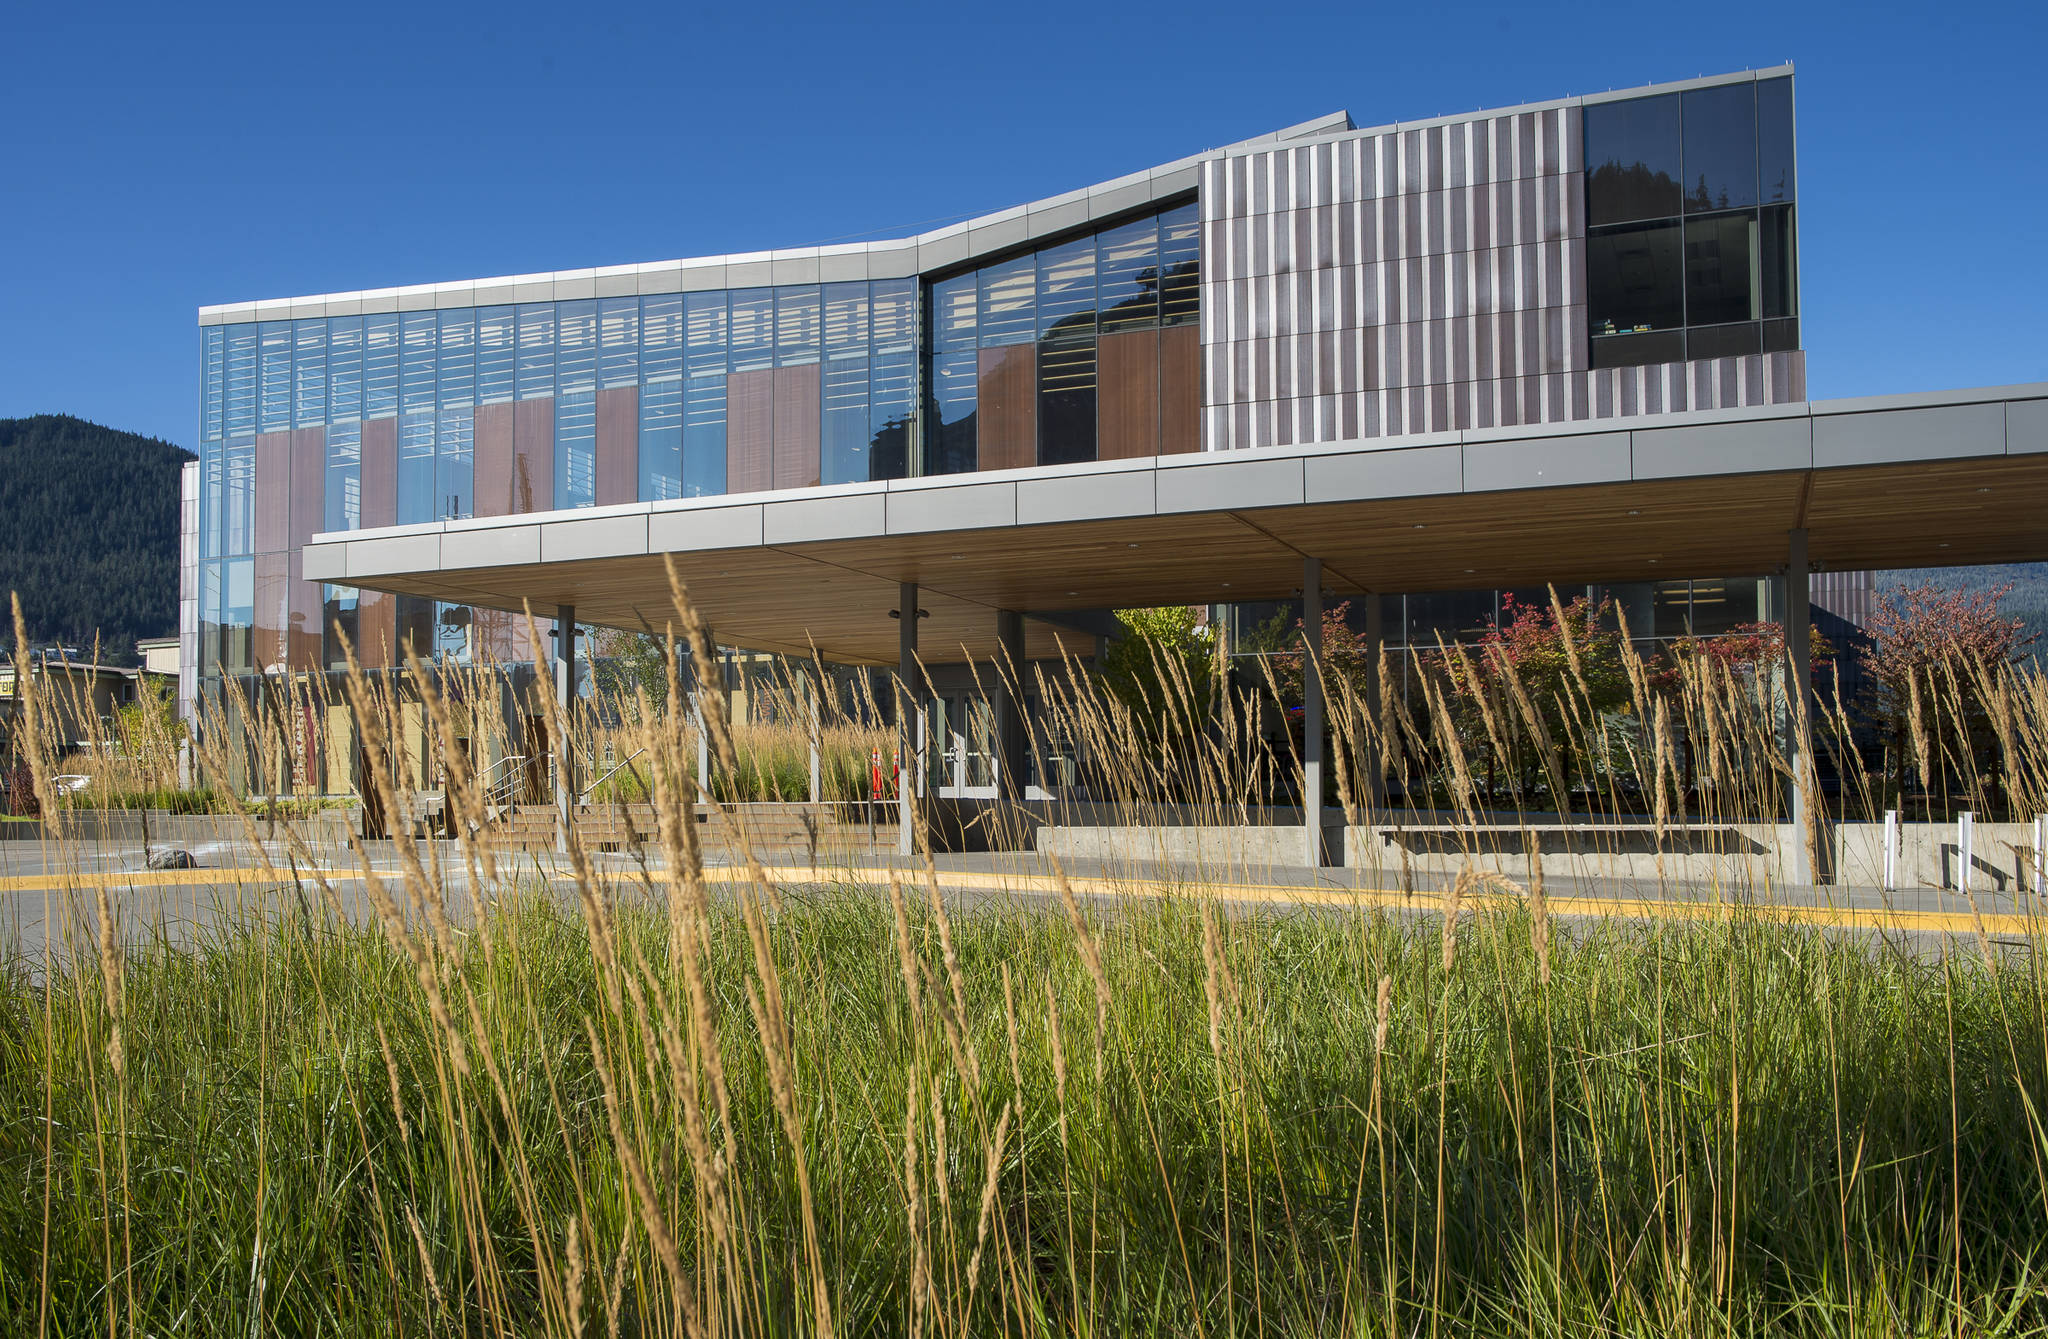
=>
[193,67,1818,791]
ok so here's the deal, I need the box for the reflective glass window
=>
[640,294,684,382]
[977,255,1036,347]
[1590,329,1682,369]
[1038,338,1097,466]
[322,585,358,671]
[1036,237,1097,339]
[868,279,917,481]
[292,319,327,428]
[1763,317,1800,353]
[516,304,555,399]
[435,603,472,664]
[1685,321,1760,361]
[1760,204,1796,319]
[397,413,436,525]
[1684,211,1757,326]
[1585,92,1681,225]
[683,292,728,496]
[1096,215,1161,333]
[259,320,293,431]
[325,420,360,532]
[1682,83,1757,214]
[599,297,638,388]
[221,437,254,555]
[1687,577,1760,635]
[364,314,401,418]
[437,405,473,519]
[638,379,683,500]
[555,391,596,508]
[202,327,226,442]
[224,325,257,438]
[683,379,726,497]
[1757,77,1796,204]
[1587,220,1684,336]
[822,283,870,484]
[774,286,821,366]
[929,273,977,475]
[477,306,516,405]
[437,310,475,409]
[1159,203,1200,326]
[685,291,728,376]
[399,313,437,415]
[222,558,253,673]
[1652,581,1692,639]
[555,301,598,395]
[327,317,364,423]
[728,289,774,373]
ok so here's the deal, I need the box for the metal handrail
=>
[581,747,648,806]
[479,753,528,808]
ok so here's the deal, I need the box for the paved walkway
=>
[5,832,2043,967]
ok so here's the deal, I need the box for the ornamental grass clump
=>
[5,576,2048,1336]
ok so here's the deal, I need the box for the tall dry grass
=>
[5,579,2048,1336]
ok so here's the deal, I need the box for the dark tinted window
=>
[1588,220,1684,335]
[1590,329,1683,369]
[1760,204,1796,318]
[1686,322,1760,361]
[1684,212,1757,326]
[1757,77,1796,204]
[1682,83,1757,213]
[1585,93,1681,225]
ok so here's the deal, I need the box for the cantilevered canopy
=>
[305,384,2048,666]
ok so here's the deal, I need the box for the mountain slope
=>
[0,415,193,664]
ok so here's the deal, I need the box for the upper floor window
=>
[1585,77,1797,369]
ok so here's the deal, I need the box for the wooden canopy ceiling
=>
[353,452,2048,666]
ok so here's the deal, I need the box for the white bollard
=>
[1959,811,1975,896]
[1882,809,1899,892]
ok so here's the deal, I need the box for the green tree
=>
[1097,607,1217,743]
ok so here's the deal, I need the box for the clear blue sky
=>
[2,0,2042,449]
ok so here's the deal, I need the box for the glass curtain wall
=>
[920,201,1199,473]
[1584,77,1797,368]
[196,206,1202,685]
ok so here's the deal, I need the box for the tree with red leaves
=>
[1429,593,1636,804]
[1862,581,2036,805]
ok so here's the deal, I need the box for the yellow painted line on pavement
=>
[0,867,348,892]
[686,864,2048,940]
[7,862,2041,940]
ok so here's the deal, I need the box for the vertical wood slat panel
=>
[288,550,323,672]
[1159,324,1202,454]
[772,365,821,491]
[595,385,639,505]
[359,418,397,529]
[253,552,289,671]
[288,428,325,547]
[472,401,516,517]
[253,431,292,553]
[726,369,774,493]
[1096,329,1160,461]
[512,398,554,514]
[357,592,397,668]
[975,345,1037,472]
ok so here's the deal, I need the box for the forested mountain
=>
[0,415,191,665]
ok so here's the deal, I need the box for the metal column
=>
[994,609,1028,842]
[897,582,922,857]
[553,605,577,854]
[1302,557,1325,867]
[1362,589,1385,812]
[1784,529,1814,884]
